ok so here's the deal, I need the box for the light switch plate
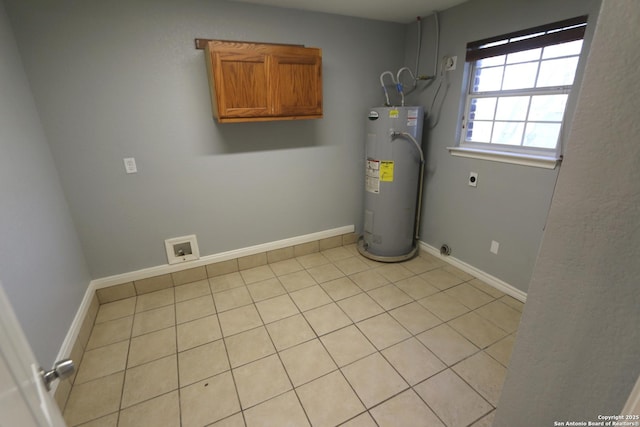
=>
[123,157,137,174]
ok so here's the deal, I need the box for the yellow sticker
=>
[389,109,399,119]
[380,161,394,182]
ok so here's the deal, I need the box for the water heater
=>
[358,106,425,262]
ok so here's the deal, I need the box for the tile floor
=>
[62,245,523,427]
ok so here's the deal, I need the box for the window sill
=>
[447,146,560,169]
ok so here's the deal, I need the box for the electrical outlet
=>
[444,56,457,71]
[490,240,499,254]
[469,172,478,187]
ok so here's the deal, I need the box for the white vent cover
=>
[165,235,200,264]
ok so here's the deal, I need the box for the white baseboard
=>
[419,241,527,303]
[56,225,354,368]
[91,225,355,290]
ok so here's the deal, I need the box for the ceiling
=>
[226,0,469,24]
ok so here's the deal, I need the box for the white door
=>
[0,280,68,427]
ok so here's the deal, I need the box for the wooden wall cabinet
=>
[202,40,322,123]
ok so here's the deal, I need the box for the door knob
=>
[40,359,75,391]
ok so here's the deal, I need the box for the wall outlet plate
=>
[444,56,457,71]
[490,240,500,254]
[469,172,478,187]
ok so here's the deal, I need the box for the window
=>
[455,16,587,167]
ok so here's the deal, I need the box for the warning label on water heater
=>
[366,159,394,194]
[366,159,380,194]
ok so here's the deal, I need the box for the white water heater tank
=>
[358,106,425,262]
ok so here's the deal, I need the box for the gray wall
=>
[4,0,405,278]
[0,3,91,366]
[402,0,601,292]
[495,0,640,423]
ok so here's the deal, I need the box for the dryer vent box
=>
[165,235,200,264]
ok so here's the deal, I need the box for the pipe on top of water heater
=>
[378,12,440,107]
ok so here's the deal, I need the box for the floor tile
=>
[244,391,310,427]
[367,284,413,311]
[280,339,337,386]
[240,265,275,284]
[415,369,492,427]
[218,304,263,337]
[278,270,317,292]
[172,266,208,287]
[296,370,365,427]
[269,258,304,276]
[418,291,470,322]
[233,354,292,409]
[177,314,222,351]
[475,300,522,333]
[135,288,174,312]
[334,256,370,275]
[118,390,180,427]
[448,311,509,348]
[349,269,389,291]
[74,340,128,384]
[266,313,316,351]
[86,316,133,350]
[209,272,245,293]
[174,279,211,303]
[452,351,507,406]
[370,389,445,427]
[247,277,287,302]
[356,313,411,350]
[321,325,376,367]
[394,275,439,300]
[68,246,525,427]
[403,254,443,274]
[121,355,178,408]
[209,413,246,427]
[296,252,330,268]
[420,268,464,290]
[485,334,516,367]
[307,263,345,283]
[381,338,446,385]
[342,352,408,408]
[95,297,136,324]
[131,305,175,337]
[389,301,441,335]
[321,246,352,261]
[178,339,229,386]
[213,286,253,312]
[180,372,240,427]
[303,302,352,336]
[499,294,525,312]
[175,294,216,323]
[289,285,332,312]
[373,264,413,282]
[225,326,275,368]
[255,294,299,323]
[127,326,176,367]
[444,283,495,310]
[320,277,362,301]
[471,410,496,427]
[416,324,479,366]
[337,292,384,322]
[340,412,377,427]
[74,413,118,427]
[63,372,124,426]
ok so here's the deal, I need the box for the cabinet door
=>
[271,48,322,118]
[209,48,272,119]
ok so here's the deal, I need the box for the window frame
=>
[452,16,588,168]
